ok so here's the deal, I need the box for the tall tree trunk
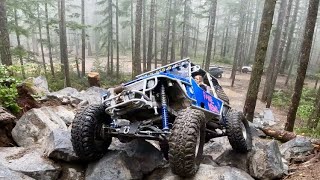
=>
[131,0,134,60]
[75,35,81,78]
[231,0,246,87]
[193,19,200,60]
[116,0,120,78]
[142,0,147,71]
[45,3,54,77]
[108,0,113,75]
[170,0,177,63]
[161,0,172,66]
[0,0,12,66]
[154,1,158,69]
[180,0,190,59]
[222,17,230,58]
[133,0,143,77]
[37,5,47,76]
[285,0,319,132]
[243,0,276,122]
[204,0,217,71]
[262,0,288,101]
[280,0,300,74]
[247,0,260,64]
[266,0,294,108]
[13,8,25,78]
[147,0,155,71]
[58,0,63,73]
[88,38,92,56]
[59,0,70,87]
[202,15,211,68]
[81,0,85,77]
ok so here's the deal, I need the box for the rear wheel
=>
[71,104,112,161]
[169,108,206,177]
[225,110,252,152]
[215,86,230,104]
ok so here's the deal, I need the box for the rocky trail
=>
[0,75,319,180]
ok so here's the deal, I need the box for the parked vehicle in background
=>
[242,65,253,73]
[209,66,224,78]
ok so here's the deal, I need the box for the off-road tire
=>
[226,110,252,152]
[71,104,112,161]
[215,86,230,104]
[169,108,206,177]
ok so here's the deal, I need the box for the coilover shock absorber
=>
[160,82,169,131]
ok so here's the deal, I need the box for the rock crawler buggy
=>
[71,59,252,177]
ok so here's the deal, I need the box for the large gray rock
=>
[43,129,79,162]
[203,137,232,159]
[0,147,61,180]
[280,136,314,161]
[21,76,49,96]
[40,106,74,126]
[253,108,276,127]
[45,87,109,107]
[215,150,253,172]
[59,163,85,180]
[147,164,254,180]
[0,107,16,147]
[11,107,68,147]
[0,164,34,180]
[250,140,285,180]
[77,87,109,106]
[86,139,166,180]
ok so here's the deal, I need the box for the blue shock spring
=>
[161,83,169,131]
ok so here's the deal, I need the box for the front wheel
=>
[71,104,112,161]
[225,110,252,152]
[168,108,206,177]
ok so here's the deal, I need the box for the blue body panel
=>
[123,61,224,116]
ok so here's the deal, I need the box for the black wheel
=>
[242,68,248,73]
[215,85,230,104]
[217,73,222,78]
[168,108,206,177]
[225,110,252,152]
[71,104,112,161]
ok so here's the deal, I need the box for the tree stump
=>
[88,72,101,87]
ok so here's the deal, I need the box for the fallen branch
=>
[259,127,320,147]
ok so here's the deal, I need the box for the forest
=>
[1,0,320,143]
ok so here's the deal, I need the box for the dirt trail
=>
[219,70,288,128]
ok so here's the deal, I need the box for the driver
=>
[194,75,211,92]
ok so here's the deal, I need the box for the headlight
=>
[147,79,156,89]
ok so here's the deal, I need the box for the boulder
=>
[203,137,232,159]
[215,149,253,172]
[21,76,49,96]
[46,87,82,106]
[0,164,34,180]
[45,87,109,107]
[59,163,85,180]
[43,129,79,162]
[0,147,61,179]
[147,164,254,180]
[280,136,314,161]
[0,107,16,147]
[11,107,68,147]
[253,108,276,127]
[248,122,266,138]
[86,139,166,180]
[77,87,109,106]
[40,106,74,126]
[250,140,285,179]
